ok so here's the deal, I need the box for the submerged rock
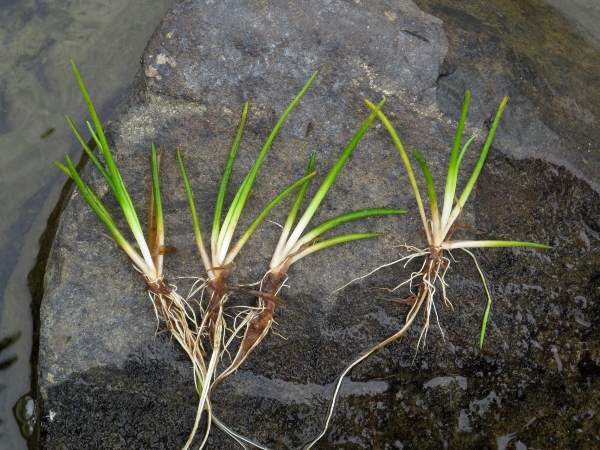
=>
[38,0,599,448]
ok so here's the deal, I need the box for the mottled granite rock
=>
[38,0,599,448]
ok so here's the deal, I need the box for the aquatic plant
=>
[210,98,406,391]
[58,61,312,449]
[176,73,320,447]
[307,93,551,447]
[56,64,403,449]
[367,92,551,347]
[179,95,406,449]
[56,62,207,447]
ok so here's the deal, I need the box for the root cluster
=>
[143,268,286,450]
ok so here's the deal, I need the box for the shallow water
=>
[543,0,600,48]
[0,0,173,447]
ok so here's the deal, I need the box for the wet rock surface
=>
[37,0,599,448]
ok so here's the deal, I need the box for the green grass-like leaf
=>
[412,149,439,228]
[363,98,430,242]
[278,98,386,260]
[275,152,317,256]
[443,239,552,250]
[367,93,550,349]
[70,61,154,271]
[290,232,384,264]
[447,96,508,235]
[212,102,249,258]
[66,116,116,195]
[150,143,164,236]
[269,99,407,276]
[58,62,158,278]
[149,143,165,273]
[295,208,405,250]
[177,149,213,275]
[441,91,471,226]
[224,171,319,265]
[61,155,152,276]
[71,61,108,152]
[215,71,319,265]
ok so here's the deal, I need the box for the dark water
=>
[0,1,173,448]
[544,0,600,48]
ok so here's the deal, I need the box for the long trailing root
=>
[192,278,267,450]
[144,280,210,450]
[154,280,255,450]
[193,272,287,450]
[144,276,255,450]
[145,278,204,373]
[185,284,231,450]
[329,245,427,298]
[195,301,271,450]
[153,271,274,450]
[305,246,452,449]
[212,415,272,450]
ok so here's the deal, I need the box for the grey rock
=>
[38,0,599,448]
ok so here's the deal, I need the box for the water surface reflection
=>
[0,0,173,447]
